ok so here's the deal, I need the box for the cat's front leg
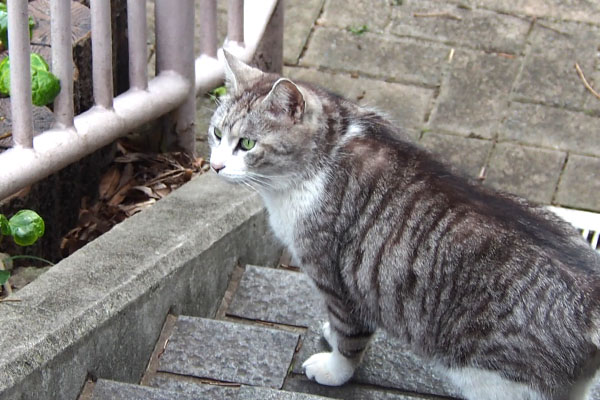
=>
[302,299,374,386]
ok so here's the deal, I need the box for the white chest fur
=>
[261,172,326,258]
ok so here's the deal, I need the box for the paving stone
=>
[228,265,326,327]
[555,154,600,211]
[148,374,240,398]
[284,0,325,65]
[284,374,438,400]
[390,0,530,54]
[293,325,460,399]
[244,386,333,400]
[149,373,333,400]
[157,316,299,389]
[500,102,600,157]
[320,0,393,33]
[583,68,600,115]
[430,50,519,138]
[285,67,433,140]
[419,132,492,179]
[484,142,566,204]
[91,379,197,400]
[301,27,450,87]
[512,21,600,109]
[474,0,600,25]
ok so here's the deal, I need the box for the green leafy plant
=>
[208,85,227,103]
[347,25,368,35]
[0,210,46,289]
[0,53,61,106]
[0,3,35,51]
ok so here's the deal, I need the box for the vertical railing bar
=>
[6,0,34,148]
[51,0,74,128]
[127,0,148,90]
[155,0,196,155]
[199,0,217,57]
[90,0,113,108]
[227,0,244,44]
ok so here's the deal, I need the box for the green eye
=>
[240,138,256,151]
[214,127,222,139]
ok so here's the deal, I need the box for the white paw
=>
[302,351,355,386]
[322,322,336,348]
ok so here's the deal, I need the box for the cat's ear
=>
[262,78,305,121]
[220,49,263,94]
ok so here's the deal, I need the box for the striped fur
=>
[210,52,600,399]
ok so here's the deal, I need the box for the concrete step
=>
[156,315,299,389]
[228,265,460,399]
[91,378,333,400]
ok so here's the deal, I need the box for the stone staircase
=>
[81,265,463,400]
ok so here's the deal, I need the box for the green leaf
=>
[31,69,60,106]
[8,209,45,246]
[0,269,9,286]
[211,86,227,97]
[347,25,368,35]
[28,15,35,38]
[0,214,9,236]
[30,53,49,72]
[0,4,7,50]
[0,5,34,50]
[208,85,227,103]
[0,56,9,96]
[0,54,61,105]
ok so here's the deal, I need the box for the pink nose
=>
[211,162,225,173]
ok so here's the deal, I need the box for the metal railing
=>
[0,0,281,200]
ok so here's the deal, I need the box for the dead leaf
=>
[99,167,121,200]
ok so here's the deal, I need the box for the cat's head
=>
[209,51,321,192]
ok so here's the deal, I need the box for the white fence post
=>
[127,0,148,91]
[6,0,34,148]
[90,0,114,109]
[155,0,196,156]
[51,0,75,128]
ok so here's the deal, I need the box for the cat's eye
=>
[240,138,256,151]
[214,127,222,140]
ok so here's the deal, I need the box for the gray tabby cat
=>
[209,51,600,400]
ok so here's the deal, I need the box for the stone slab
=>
[484,142,566,204]
[158,316,299,389]
[583,62,600,114]
[149,374,333,400]
[284,0,325,65]
[320,0,393,33]
[284,375,439,400]
[285,67,433,140]
[419,132,493,179]
[390,0,530,54]
[0,173,282,400]
[474,0,600,25]
[555,154,600,211]
[227,265,326,327]
[294,325,460,399]
[499,102,600,157]
[512,22,600,109]
[149,374,240,398]
[301,27,450,87]
[430,50,519,138]
[91,379,197,400]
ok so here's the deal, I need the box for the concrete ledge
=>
[0,173,281,400]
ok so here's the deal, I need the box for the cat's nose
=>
[211,162,225,173]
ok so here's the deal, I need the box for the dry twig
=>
[575,63,600,101]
